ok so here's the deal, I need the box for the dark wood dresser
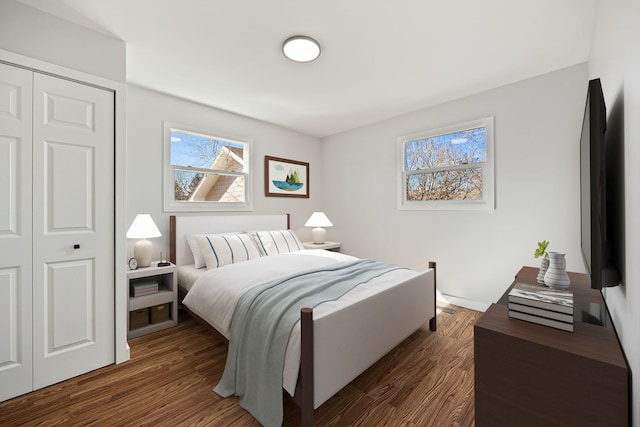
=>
[474,266,629,426]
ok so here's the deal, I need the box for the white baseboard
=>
[437,293,490,312]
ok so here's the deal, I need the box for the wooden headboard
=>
[169,214,290,266]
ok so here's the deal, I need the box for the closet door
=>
[32,73,114,388]
[0,63,33,401]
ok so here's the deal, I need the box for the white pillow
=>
[186,235,206,269]
[253,230,304,256]
[195,233,262,270]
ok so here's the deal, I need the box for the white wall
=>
[0,0,125,83]
[321,64,588,307]
[590,0,640,424]
[126,85,323,257]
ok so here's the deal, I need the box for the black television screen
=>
[579,78,620,289]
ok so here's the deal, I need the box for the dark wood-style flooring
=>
[0,305,481,426]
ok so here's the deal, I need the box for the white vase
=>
[537,258,549,284]
[543,252,571,289]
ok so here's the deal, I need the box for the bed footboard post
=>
[300,307,314,427]
[429,261,437,331]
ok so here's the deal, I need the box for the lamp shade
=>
[126,214,161,239]
[127,214,161,267]
[304,212,333,228]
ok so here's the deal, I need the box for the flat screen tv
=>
[579,78,620,289]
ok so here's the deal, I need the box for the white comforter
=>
[182,249,418,395]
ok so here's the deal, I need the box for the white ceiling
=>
[18,0,596,138]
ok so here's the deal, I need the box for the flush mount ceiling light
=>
[282,35,321,63]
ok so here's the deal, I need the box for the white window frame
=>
[397,116,495,211]
[163,122,253,212]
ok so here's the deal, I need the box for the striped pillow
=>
[195,233,262,270]
[253,230,304,256]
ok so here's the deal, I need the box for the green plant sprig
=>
[534,240,550,259]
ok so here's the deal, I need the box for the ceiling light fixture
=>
[282,35,321,63]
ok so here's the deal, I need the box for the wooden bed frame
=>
[169,214,437,427]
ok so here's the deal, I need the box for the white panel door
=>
[32,73,114,388]
[0,63,33,401]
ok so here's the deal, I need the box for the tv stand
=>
[474,267,629,426]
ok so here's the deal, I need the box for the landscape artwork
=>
[264,156,309,198]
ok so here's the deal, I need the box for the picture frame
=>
[264,156,309,198]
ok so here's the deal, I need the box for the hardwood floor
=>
[0,305,481,426]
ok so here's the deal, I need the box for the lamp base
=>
[311,227,326,244]
[134,239,153,267]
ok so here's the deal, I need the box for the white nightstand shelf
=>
[302,241,342,252]
[127,261,178,339]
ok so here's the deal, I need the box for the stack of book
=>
[131,279,159,297]
[508,282,574,332]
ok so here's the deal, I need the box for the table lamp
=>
[305,212,333,244]
[127,214,161,267]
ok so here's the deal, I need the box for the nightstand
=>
[127,261,178,339]
[302,241,342,252]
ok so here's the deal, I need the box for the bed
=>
[169,214,436,427]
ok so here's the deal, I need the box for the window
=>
[164,123,252,211]
[398,117,494,210]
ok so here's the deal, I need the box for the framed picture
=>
[264,156,309,198]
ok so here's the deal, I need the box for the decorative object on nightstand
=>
[127,214,161,268]
[534,240,550,284]
[158,251,171,267]
[304,211,333,244]
[544,252,571,289]
[130,279,159,297]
